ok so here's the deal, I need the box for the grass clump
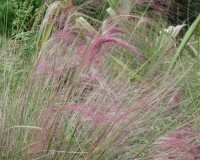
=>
[0,0,200,159]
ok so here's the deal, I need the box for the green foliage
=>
[167,15,200,74]
[0,0,14,35]
[12,1,34,35]
[0,0,43,36]
[171,0,200,26]
[72,0,88,6]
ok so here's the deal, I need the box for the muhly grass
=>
[0,38,195,159]
[25,47,185,159]
[154,129,200,159]
[0,1,200,159]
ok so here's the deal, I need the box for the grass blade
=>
[167,15,200,74]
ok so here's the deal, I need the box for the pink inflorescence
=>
[44,104,156,124]
[86,37,144,64]
[156,129,200,160]
[134,0,171,14]
[51,31,77,43]
[104,27,128,36]
[171,92,181,105]
[34,58,64,76]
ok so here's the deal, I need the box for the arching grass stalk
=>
[167,15,200,74]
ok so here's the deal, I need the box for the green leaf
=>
[167,15,200,74]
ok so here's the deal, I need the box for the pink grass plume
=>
[156,129,200,160]
[87,37,145,64]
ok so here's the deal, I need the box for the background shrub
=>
[0,0,43,36]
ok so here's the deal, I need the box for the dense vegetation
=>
[0,0,200,159]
